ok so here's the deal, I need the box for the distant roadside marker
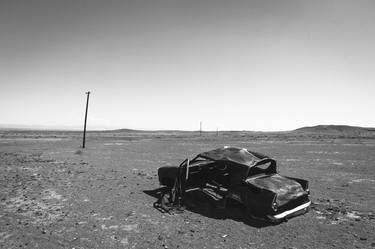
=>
[82,91,90,148]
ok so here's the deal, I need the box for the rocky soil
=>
[0,132,374,248]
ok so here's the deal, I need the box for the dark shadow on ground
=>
[144,187,279,228]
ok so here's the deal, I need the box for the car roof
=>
[197,146,273,168]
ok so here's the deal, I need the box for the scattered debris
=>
[349,179,375,184]
[120,237,129,246]
[312,198,372,224]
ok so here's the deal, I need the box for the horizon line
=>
[1,123,374,133]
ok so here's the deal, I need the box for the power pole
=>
[200,121,202,136]
[216,127,219,136]
[82,91,90,148]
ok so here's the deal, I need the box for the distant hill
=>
[102,128,193,133]
[1,124,375,137]
[106,128,140,133]
[294,125,375,136]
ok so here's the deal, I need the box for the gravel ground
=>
[0,131,374,248]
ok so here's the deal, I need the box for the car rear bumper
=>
[270,201,311,220]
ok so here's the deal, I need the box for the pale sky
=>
[0,0,374,131]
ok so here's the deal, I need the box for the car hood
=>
[245,174,307,206]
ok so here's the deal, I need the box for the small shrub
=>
[74,150,83,155]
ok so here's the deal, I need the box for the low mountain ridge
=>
[294,125,375,135]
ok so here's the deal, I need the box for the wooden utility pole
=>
[82,91,90,148]
[200,121,202,136]
[216,127,219,136]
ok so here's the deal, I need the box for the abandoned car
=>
[157,146,311,221]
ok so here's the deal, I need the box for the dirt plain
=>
[0,129,374,249]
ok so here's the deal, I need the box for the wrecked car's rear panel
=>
[245,174,307,206]
[246,174,307,206]
[245,173,310,220]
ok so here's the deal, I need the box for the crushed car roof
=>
[198,146,273,167]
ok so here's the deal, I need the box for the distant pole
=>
[200,121,202,136]
[216,127,219,136]
[82,91,90,148]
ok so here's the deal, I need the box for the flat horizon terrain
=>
[1,130,374,248]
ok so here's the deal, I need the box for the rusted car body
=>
[158,146,311,221]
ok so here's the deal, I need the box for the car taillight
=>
[305,182,310,194]
[272,201,278,211]
[305,182,309,194]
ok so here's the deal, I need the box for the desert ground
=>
[0,129,374,249]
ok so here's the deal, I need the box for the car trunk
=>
[246,174,307,206]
